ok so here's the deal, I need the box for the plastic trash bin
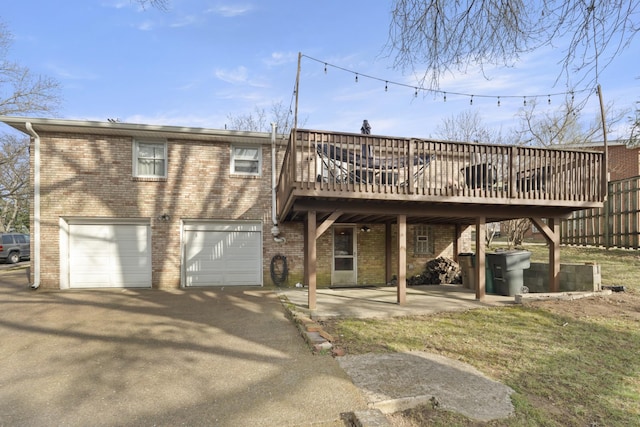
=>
[486,250,532,296]
[458,253,496,294]
[458,253,475,290]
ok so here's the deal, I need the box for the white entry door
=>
[332,225,357,285]
[183,221,262,287]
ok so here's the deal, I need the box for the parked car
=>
[0,233,30,264]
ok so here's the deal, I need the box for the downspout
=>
[270,122,285,243]
[25,122,40,289]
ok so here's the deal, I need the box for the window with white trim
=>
[414,224,435,255]
[133,140,167,178]
[231,145,261,175]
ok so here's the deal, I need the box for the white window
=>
[414,225,435,255]
[133,141,167,178]
[231,146,261,175]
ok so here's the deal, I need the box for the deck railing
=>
[277,129,605,214]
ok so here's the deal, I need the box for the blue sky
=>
[2,1,639,140]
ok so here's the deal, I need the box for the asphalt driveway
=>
[0,268,366,426]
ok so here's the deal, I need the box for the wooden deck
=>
[277,129,606,224]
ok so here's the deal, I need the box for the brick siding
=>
[31,130,471,289]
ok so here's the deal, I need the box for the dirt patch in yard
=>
[524,290,640,322]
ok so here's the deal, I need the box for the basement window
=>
[414,225,435,255]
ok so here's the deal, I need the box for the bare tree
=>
[628,101,640,146]
[134,0,169,10]
[0,21,61,232]
[513,97,625,147]
[434,110,505,144]
[0,134,28,232]
[387,0,640,88]
[226,101,305,135]
[0,23,60,116]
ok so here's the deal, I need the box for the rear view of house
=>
[0,117,606,308]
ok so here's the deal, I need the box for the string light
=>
[300,53,592,108]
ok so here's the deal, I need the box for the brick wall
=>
[592,144,640,181]
[31,130,473,289]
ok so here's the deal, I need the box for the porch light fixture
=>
[157,213,171,222]
[360,226,371,233]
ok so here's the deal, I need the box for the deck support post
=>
[305,210,317,310]
[397,215,407,305]
[454,224,463,263]
[531,217,561,293]
[475,217,486,301]
[385,222,393,285]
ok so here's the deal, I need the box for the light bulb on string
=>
[470,95,473,105]
[324,63,327,74]
[443,92,447,102]
[414,87,418,97]
[385,81,388,92]
[523,96,527,106]
[497,97,501,107]
[355,73,358,83]
[548,95,551,105]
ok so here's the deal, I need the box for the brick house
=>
[0,117,470,291]
[590,141,640,181]
[0,117,606,306]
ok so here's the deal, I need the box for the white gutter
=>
[270,123,285,243]
[25,122,40,289]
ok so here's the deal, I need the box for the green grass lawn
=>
[325,245,640,426]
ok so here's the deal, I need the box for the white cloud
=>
[264,51,298,67]
[206,4,253,17]
[46,63,99,81]
[215,66,249,84]
[169,15,199,28]
[137,20,155,31]
[214,66,270,89]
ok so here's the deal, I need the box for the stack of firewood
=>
[407,257,462,285]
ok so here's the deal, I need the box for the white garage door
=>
[183,221,262,287]
[69,223,151,288]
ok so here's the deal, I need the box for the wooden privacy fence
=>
[561,176,640,249]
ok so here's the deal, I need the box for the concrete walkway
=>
[0,269,366,427]
[279,284,516,319]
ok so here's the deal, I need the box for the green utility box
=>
[486,250,532,296]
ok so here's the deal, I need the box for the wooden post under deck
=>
[385,222,393,284]
[397,215,407,305]
[454,224,463,263]
[475,217,486,301]
[531,217,561,293]
[549,218,560,293]
[306,211,317,310]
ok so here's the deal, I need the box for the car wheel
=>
[8,252,20,264]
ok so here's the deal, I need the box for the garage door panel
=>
[184,225,261,287]
[69,223,151,288]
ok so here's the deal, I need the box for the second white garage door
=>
[183,221,262,287]
[69,222,152,289]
